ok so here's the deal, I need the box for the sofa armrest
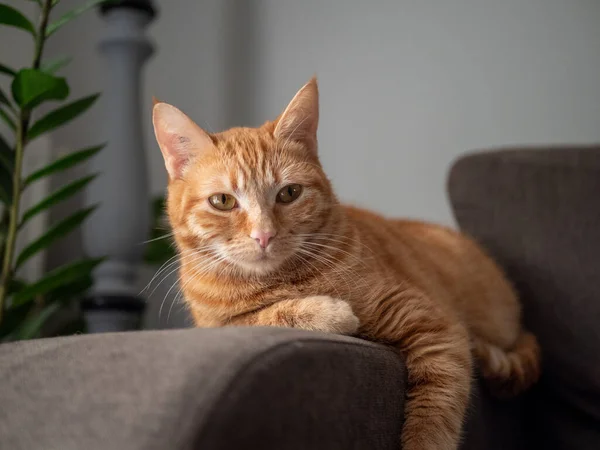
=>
[0,327,405,450]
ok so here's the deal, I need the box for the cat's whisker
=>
[140,253,181,295]
[166,252,233,321]
[140,246,202,295]
[296,231,371,246]
[160,252,222,323]
[297,242,367,288]
[293,251,343,299]
[300,251,364,286]
[183,251,230,283]
[300,240,370,268]
[295,247,360,295]
[140,232,175,245]
[298,248,370,290]
[148,249,208,296]
[151,249,213,300]
[291,235,368,276]
[297,236,377,274]
[157,252,212,322]
[296,232,376,256]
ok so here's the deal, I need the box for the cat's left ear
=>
[152,102,215,180]
[273,76,319,154]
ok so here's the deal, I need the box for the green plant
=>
[0,0,112,341]
[144,195,176,266]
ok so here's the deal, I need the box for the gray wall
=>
[46,0,600,223]
[3,0,600,328]
[0,0,36,140]
[250,0,600,222]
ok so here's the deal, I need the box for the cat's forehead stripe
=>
[214,132,280,191]
[235,172,245,191]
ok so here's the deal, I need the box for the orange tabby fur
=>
[152,77,541,450]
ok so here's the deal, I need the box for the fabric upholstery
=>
[0,327,405,450]
[448,146,600,450]
[0,325,521,450]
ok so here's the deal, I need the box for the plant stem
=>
[0,119,25,320]
[32,0,52,71]
[0,0,53,324]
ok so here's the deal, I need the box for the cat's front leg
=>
[361,288,472,450]
[228,296,360,335]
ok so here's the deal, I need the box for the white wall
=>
[4,0,599,327]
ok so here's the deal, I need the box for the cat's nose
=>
[251,230,276,249]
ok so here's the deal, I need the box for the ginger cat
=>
[152,77,540,450]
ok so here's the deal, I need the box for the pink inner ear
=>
[165,136,189,177]
[152,102,215,180]
[154,126,190,179]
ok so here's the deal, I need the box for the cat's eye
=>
[209,193,237,211]
[277,184,303,204]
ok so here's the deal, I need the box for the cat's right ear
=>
[152,102,214,180]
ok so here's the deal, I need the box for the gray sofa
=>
[1,147,599,450]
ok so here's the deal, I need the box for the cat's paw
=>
[293,296,360,335]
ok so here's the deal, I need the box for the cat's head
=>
[152,78,338,276]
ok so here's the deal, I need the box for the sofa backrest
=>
[448,146,600,449]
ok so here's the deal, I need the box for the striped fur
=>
[152,78,541,450]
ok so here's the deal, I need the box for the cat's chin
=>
[220,249,286,277]
[233,258,284,277]
[220,242,296,278]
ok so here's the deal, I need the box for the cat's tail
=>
[472,331,541,398]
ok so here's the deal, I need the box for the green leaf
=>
[144,195,176,265]
[41,56,72,74]
[0,87,10,107]
[13,301,62,340]
[0,301,34,340]
[15,206,97,269]
[24,144,103,186]
[54,316,88,337]
[0,133,13,172]
[20,174,97,226]
[0,107,16,130]
[28,94,99,140]
[0,4,36,36]
[11,258,103,307]
[144,237,176,266]
[0,164,12,204]
[46,0,112,37]
[0,278,31,340]
[0,62,17,77]
[7,277,27,296]
[47,273,92,303]
[151,195,166,218]
[0,215,6,249]
[0,135,12,203]
[11,69,69,109]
